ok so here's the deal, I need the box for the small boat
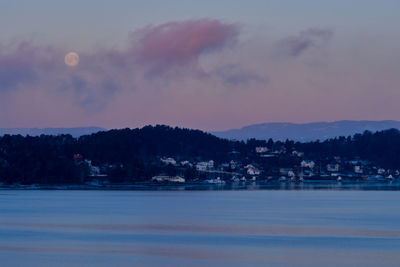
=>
[204,177,225,184]
[279,176,287,182]
[386,175,394,180]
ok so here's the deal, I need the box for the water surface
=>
[0,190,399,266]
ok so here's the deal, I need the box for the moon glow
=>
[65,52,80,67]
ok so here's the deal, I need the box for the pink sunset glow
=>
[1,17,400,131]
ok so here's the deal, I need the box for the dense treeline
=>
[0,134,79,184]
[76,126,241,163]
[0,125,400,185]
[295,129,400,168]
[0,125,244,184]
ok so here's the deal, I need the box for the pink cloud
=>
[1,22,400,131]
[132,19,239,71]
[0,19,241,113]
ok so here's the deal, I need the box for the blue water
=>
[1,190,400,266]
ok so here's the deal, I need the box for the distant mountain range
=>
[212,120,400,142]
[3,121,400,141]
[0,127,106,137]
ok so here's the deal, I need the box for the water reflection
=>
[1,190,400,266]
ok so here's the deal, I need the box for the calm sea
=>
[1,190,400,266]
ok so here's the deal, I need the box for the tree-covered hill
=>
[296,129,400,169]
[76,125,242,163]
[1,125,400,185]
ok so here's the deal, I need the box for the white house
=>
[327,164,339,172]
[196,160,214,171]
[89,166,101,176]
[301,160,315,169]
[255,147,268,153]
[292,151,304,157]
[160,157,177,165]
[354,166,363,174]
[196,162,207,171]
[180,160,192,167]
[85,160,101,176]
[247,167,260,175]
[377,168,386,175]
[208,160,214,169]
[230,160,237,170]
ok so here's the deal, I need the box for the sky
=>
[1,0,400,131]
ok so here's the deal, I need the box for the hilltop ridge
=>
[212,120,400,141]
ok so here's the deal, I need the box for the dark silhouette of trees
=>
[1,126,400,185]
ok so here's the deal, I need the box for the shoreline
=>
[1,180,400,191]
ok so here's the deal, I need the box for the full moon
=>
[65,52,80,67]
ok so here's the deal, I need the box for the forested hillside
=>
[1,125,400,185]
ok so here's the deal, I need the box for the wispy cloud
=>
[0,42,49,91]
[7,22,395,131]
[213,64,266,86]
[0,19,241,111]
[278,28,333,57]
